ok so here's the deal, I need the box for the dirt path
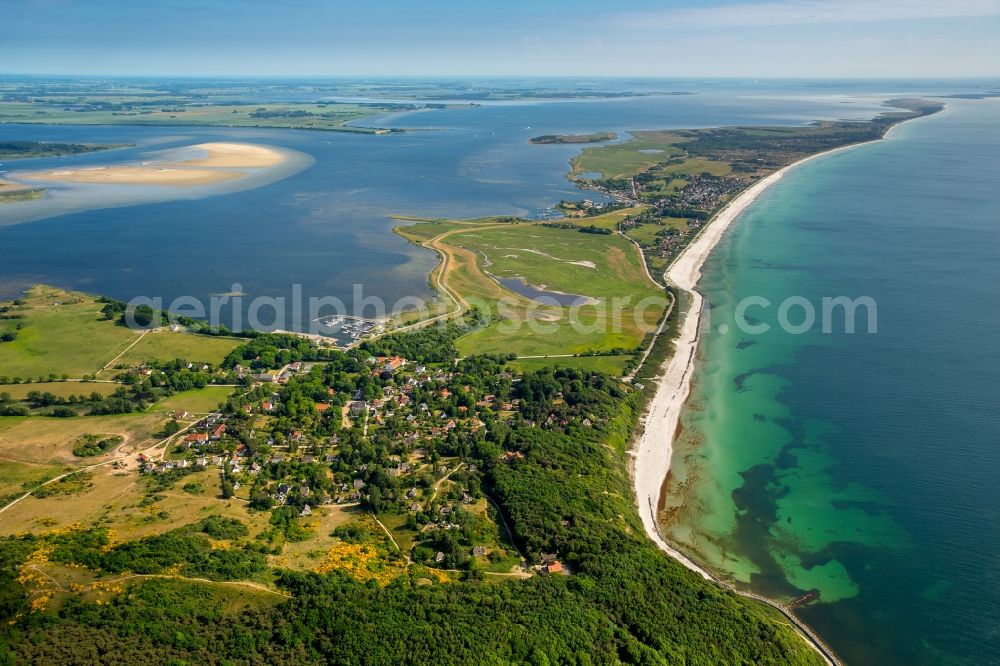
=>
[364,223,523,343]
[102,573,289,597]
[371,512,411,564]
[0,384,256,516]
[96,329,150,376]
[427,462,463,504]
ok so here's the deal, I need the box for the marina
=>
[314,314,385,346]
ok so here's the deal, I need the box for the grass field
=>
[0,286,242,379]
[151,386,236,414]
[623,217,690,246]
[0,464,262,540]
[454,224,659,302]
[571,131,687,179]
[113,329,242,367]
[0,458,65,501]
[571,130,738,194]
[395,218,667,357]
[508,354,634,375]
[274,504,368,570]
[555,206,647,230]
[0,412,167,466]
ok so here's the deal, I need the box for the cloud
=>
[615,0,1000,28]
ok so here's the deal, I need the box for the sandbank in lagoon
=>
[16,142,287,187]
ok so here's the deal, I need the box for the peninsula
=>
[0,140,123,160]
[529,131,617,144]
[0,96,943,666]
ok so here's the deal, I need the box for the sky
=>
[4,0,1000,78]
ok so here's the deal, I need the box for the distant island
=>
[529,132,617,144]
[0,80,451,134]
[0,141,124,160]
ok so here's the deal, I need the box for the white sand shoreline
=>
[630,132,914,582]
[15,142,288,187]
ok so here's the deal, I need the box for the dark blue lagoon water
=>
[0,86,893,329]
[663,99,1000,665]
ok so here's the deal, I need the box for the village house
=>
[184,433,209,446]
[382,356,406,373]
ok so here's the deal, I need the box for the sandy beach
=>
[179,142,287,168]
[16,142,286,187]
[630,139,893,582]
[0,178,33,193]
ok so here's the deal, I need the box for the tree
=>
[125,304,156,328]
[220,476,234,499]
[368,486,383,514]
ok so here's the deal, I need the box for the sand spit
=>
[17,142,287,187]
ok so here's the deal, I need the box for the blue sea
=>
[2,79,999,663]
[663,98,1000,665]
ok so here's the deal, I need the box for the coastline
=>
[629,112,938,664]
[631,134,917,573]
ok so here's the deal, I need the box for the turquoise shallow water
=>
[663,100,1000,665]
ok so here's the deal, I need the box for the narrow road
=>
[360,222,518,344]
[427,462,463,503]
[624,290,675,382]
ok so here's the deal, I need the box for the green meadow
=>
[507,354,635,375]
[0,286,241,380]
[151,386,237,414]
[395,218,667,359]
[571,131,686,179]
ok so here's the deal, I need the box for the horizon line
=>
[1,73,999,81]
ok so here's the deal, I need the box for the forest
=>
[0,310,822,664]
